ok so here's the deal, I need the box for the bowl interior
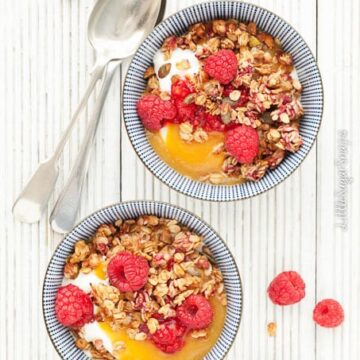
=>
[123,1,323,201]
[43,201,242,360]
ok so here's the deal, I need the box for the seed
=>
[158,63,171,78]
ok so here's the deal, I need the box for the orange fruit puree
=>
[148,124,225,180]
[98,297,226,360]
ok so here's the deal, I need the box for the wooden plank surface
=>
[0,0,358,359]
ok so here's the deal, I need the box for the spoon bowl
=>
[88,0,162,60]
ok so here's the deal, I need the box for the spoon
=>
[12,0,162,223]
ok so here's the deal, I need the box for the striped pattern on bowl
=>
[123,1,323,201]
[43,201,242,360]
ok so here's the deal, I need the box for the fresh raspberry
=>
[137,94,177,131]
[155,337,184,354]
[267,271,305,306]
[313,299,344,328]
[108,251,149,292]
[151,318,186,353]
[204,49,238,84]
[225,125,259,164]
[171,79,194,101]
[151,318,186,345]
[55,284,94,328]
[176,295,213,329]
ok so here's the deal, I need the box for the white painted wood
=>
[0,0,358,359]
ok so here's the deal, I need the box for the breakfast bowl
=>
[43,201,242,360]
[123,1,323,201]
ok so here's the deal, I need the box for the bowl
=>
[123,1,323,201]
[43,201,242,360]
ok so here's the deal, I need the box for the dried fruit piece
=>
[313,299,344,328]
[137,94,177,131]
[225,125,259,164]
[204,49,238,84]
[108,251,149,292]
[177,295,213,330]
[267,271,305,305]
[55,284,94,328]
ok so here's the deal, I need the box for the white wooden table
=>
[1,0,359,359]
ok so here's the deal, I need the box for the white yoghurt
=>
[82,321,114,355]
[62,272,107,293]
[153,48,200,93]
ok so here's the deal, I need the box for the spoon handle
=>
[12,60,107,223]
[50,60,121,233]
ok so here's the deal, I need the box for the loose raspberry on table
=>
[267,271,305,306]
[108,251,149,292]
[176,295,213,330]
[137,94,177,131]
[204,49,238,84]
[313,299,344,328]
[55,284,94,328]
[225,125,259,164]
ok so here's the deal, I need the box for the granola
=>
[58,216,226,359]
[138,20,304,184]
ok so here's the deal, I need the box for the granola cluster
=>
[63,216,226,358]
[142,19,304,183]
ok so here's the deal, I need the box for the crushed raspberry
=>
[195,108,225,132]
[176,295,213,329]
[151,318,186,353]
[137,94,177,131]
[171,79,194,101]
[108,251,149,292]
[313,299,344,328]
[55,284,94,328]
[267,271,305,306]
[225,125,259,164]
[204,49,238,84]
[175,99,197,122]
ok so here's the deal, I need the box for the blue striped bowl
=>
[43,201,242,360]
[123,1,323,201]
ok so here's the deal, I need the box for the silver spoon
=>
[12,0,161,223]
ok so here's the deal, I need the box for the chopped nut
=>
[134,332,147,341]
[191,329,208,339]
[247,22,257,35]
[176,59,191,70]
[144,66,155,79]
[113,341,125,352]
[229,90,241,101]
[75,338,90,350]
[193,128,208,143]
[147,318,159,334]
[267,322,277,336]
[212,20,226,36]
[249,36,261,47]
